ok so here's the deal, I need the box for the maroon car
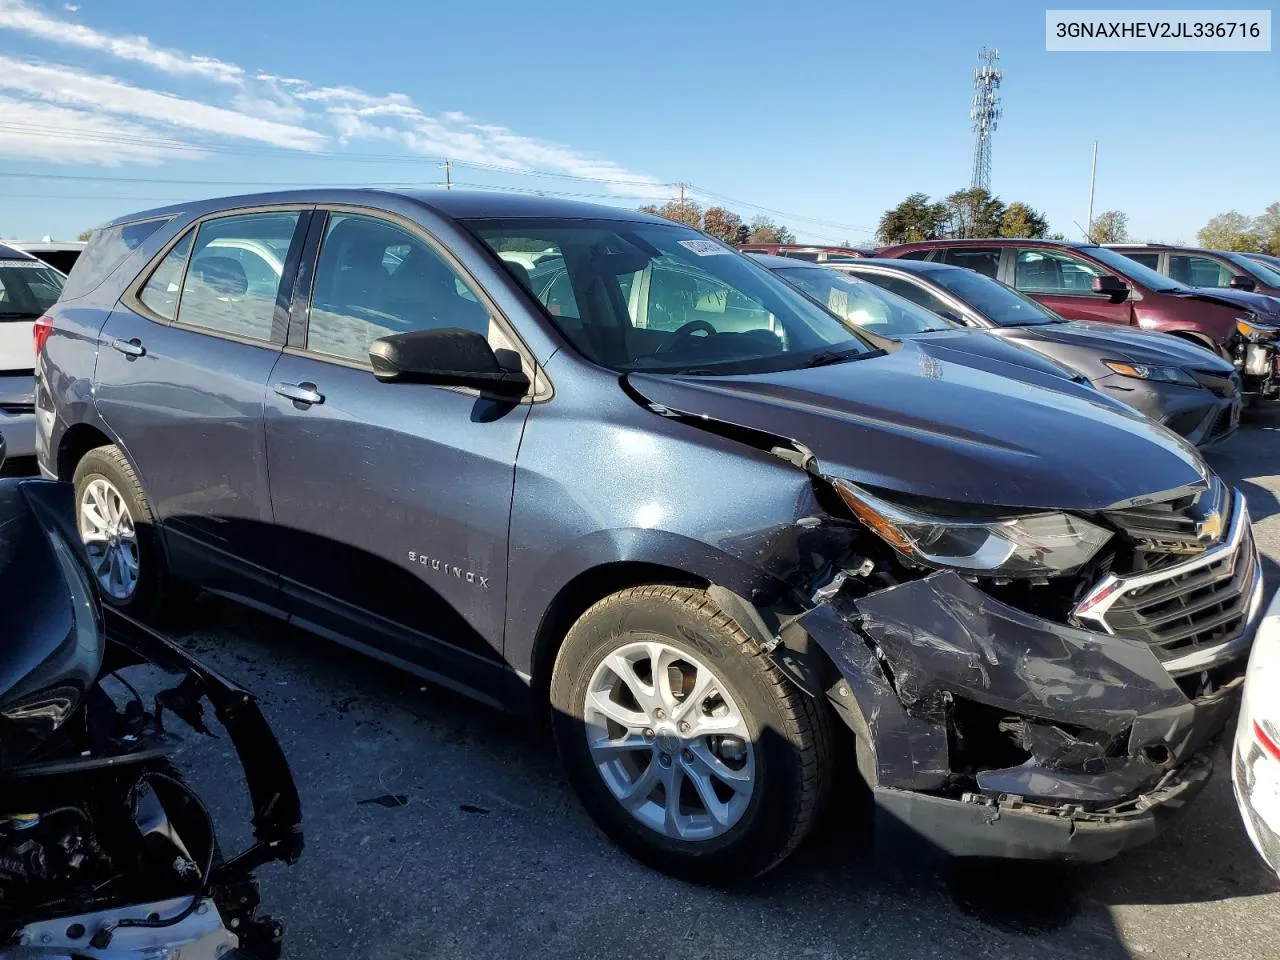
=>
[879,238,1280,400]
[1108,244,1280,298]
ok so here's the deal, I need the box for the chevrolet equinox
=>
[35,191,1263,881]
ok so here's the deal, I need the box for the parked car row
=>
[5,190,1273,890]
[748,238,1280,406]
[752,253,1243,447]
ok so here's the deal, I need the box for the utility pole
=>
[1086,141,1097,241]
[440,159,452,190]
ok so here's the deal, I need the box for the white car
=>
[0,244,65,463]
[1234,588,1280,878]
[12,240,86,275]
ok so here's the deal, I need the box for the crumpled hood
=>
[628,339,1208,512]
[1173,286,1280,323]
[996,320,1235,372]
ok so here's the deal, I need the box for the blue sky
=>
[0,0,1275,243]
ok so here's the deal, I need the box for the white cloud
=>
[62,2,78,11]
[0,56,326,150]
[0,1,659,190]
[0,95,201,164]
[0,0,242,83]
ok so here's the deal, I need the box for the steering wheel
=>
[655,319,716,355]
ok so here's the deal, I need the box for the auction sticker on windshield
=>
[678,240,732,256]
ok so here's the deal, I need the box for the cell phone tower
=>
[969,48,1002,192]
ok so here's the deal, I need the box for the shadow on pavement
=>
[168,588,1280,960]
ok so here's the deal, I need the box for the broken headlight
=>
[833,480,1112,577]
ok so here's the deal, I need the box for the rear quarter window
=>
[61,217,172,301]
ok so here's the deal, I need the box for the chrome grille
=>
[1074,488,1261,675]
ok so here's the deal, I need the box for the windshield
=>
[925,267,1062,326]
[772,265,953,336]
[0,257,64,319]
[467,219,870,375]
[1082,245,1188,292]
[1224,251,1280,288]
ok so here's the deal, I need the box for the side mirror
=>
[369,328,530,397]
[935,308,967,326]
[1229,274,1257,291]
[1091,274,1129,302]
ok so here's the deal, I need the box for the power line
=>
[0,121,874,239]
[688,184,876,236]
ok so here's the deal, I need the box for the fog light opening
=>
[1142,743,1172,766]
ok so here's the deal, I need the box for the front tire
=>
[73,444,178,618]
[550,585,832,883]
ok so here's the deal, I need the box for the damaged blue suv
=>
[35,191,1262,881]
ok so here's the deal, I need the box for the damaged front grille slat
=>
[1074,487,1259,674]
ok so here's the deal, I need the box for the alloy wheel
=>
[583,640,756,841]
[78,477,140,600]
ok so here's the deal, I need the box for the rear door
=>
[1010,247,1134,325]
[263,208,533,695]
[94,208,309,604]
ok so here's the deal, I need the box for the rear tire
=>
[72,444,184,619]
[550,585,832,883]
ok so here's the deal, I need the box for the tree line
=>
[1197,204,1280,254]
[637,199,797,245]
[875,187,1131,246]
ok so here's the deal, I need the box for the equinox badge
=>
[408,551,489,588]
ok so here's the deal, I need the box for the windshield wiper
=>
[0,311,40,319]
[804,348,866,368]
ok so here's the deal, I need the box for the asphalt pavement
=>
[157,410,1280,960]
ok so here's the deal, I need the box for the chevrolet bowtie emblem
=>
[1196,510,1225,543]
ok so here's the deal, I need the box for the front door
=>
[1010,247,1134,326]
[264,210,532,695]
[94,209,307,603]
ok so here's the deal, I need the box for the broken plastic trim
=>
[103,607,304,875]
[794,571,1251,804]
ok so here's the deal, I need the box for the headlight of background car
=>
[1103,360,1198,387]
[834,481,1112,577]
[1237,317,1279,341]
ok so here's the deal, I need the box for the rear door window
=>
[938,247,1001,278]
[61,217,170,300]
[858,273,955,316]
[174,212,300,342]
[1120,251,1160,270]
[1168,254,1234,288]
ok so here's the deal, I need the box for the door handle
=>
[273,381,325,406]
[111,337,145,358]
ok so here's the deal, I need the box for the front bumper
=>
[875,751,1212,862]
[1093,372,1240,446]
[792,524,1261,861]
[1232,588,1280,878]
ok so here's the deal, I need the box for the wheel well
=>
[529,562,708,701]
[57,423,113,480]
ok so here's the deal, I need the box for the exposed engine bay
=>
[0,478,302,957]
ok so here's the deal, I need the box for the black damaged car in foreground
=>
[0,437,301,957]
